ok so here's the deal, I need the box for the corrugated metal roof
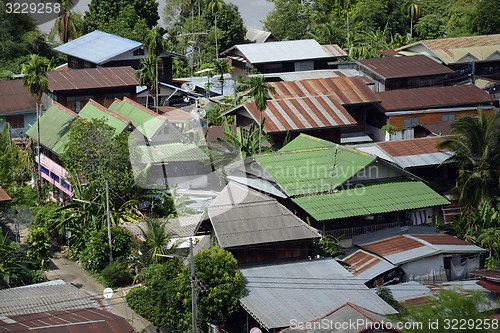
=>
[47,66,138,92]
[378,84,498,111]
[0,280,106,316]
[343,250,396,282]
[256,143,375,197]
[206,182,319,248]
[358,55,453,79]
[322,44,348,57]
[279,133,337,152]
[292,180,450,221]
[0,308,134,333]
[227,39,343,64]
[109,97,164,140]
[397,34,500,64]
[134,143,210,164]
[240,259,397,330]
[54,30,142,65]
[25,103,78,155]
[385,281,431,301]
[78,99,129,135]
[0,79,36,115]
[359,233,484,265]
[259,69,364,81]
[280,302,397,333]
[0,187,11,202]
[245,28,275,43]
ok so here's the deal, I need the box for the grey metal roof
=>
[258,69,364,81]
[0,280,106,316]
[384,281,431,301]
[245,28,275,43]
[123,214,203,241]
[229,39,341,64]
[55,30,142,65]
[134,143,210,164]
[240,258,397,330]
[207,182,320,248]
[280,302,395,333]
[390,152,452,168]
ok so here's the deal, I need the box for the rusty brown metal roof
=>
[415,234,472,246]
[0,186,11,202]
[378,84,498,111]
[48,66,138,92]
[358,55,453,79]
[344,250,383,275]
[361,236,424,257]
[420,121,452,135]
[376,136,447,157]
[322,44,347,57]
[0,80,37,115]
[241,77,379,133]
[0,308,135,333]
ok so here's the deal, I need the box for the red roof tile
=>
[48,66,138,92]
[0,187,11,202]
[359,55,453,79]
[0,80,37,115]
[376,136,447,157]
[378,85,498,111]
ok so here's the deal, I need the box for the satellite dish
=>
[103,287,114,299]
[191,108,206,118]
[181,82,196,92]
[197,97,209,108]
[249,328,262,333]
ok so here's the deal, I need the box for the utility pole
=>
[105,180,113,264]
[190,238,198,333]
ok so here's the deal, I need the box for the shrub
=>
[126,286,156,319]
[111,226,132,260]
[100,260,133,287]
[79,229,109,272]
[26,226,52,269]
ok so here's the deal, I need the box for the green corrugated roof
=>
[279,134,337,152]
[26,104,78,155]
[292,180,450,221]
[79,102,129,135]
[255,145,375,196]
[109,99,163,140]
[134,143,210,164]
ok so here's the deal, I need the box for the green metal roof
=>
[78,101,129,135]
[109,99,164,140]
[292,180,450,221]
[255,145,375,196]
[26,103,78,155]
[134,143,210,164]
[279,134,337,152]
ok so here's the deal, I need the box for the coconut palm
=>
[21,54,54,197]
[136,54,157,107]
[207,0,224,59]
[406,1,419,38]
[246,76,276,153]
[437,110,500,207]
[139,218,174,263]
[213,59,231,96]
[49,0,80,43]
[144,26,168,110]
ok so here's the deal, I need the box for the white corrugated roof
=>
[55,30,142,65]
[233,39,338,64]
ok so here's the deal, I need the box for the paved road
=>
[46,252,152,332]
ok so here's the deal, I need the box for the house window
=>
[133,48,145,56]
[6,115,24,128]
[442,113,455,122]
[403,117,419,128]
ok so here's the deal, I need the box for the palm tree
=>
[136,54,157,107]
[246,76,275,153]
[406,2,419,38]
[21,54,54,197]
[49,0,80,43]
[139,218,174,263]
[208,0,225,60]
[437,110,500,207]
[144,26,168,110]
[213,59,231,96]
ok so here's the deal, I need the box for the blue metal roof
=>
[54,30,142,65]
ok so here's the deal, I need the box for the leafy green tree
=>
[263,0,312,40]
[475,0,500,35]
[436,110,500,208]
[0,232,35,288]
[414,14,446,39]
[84,0,159,40]
[136,54,157,107]
[213,59,231,96]
[144,26,168,109]
[402,289,493,333]
[60,118,135,194]
[207,0,224,59]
